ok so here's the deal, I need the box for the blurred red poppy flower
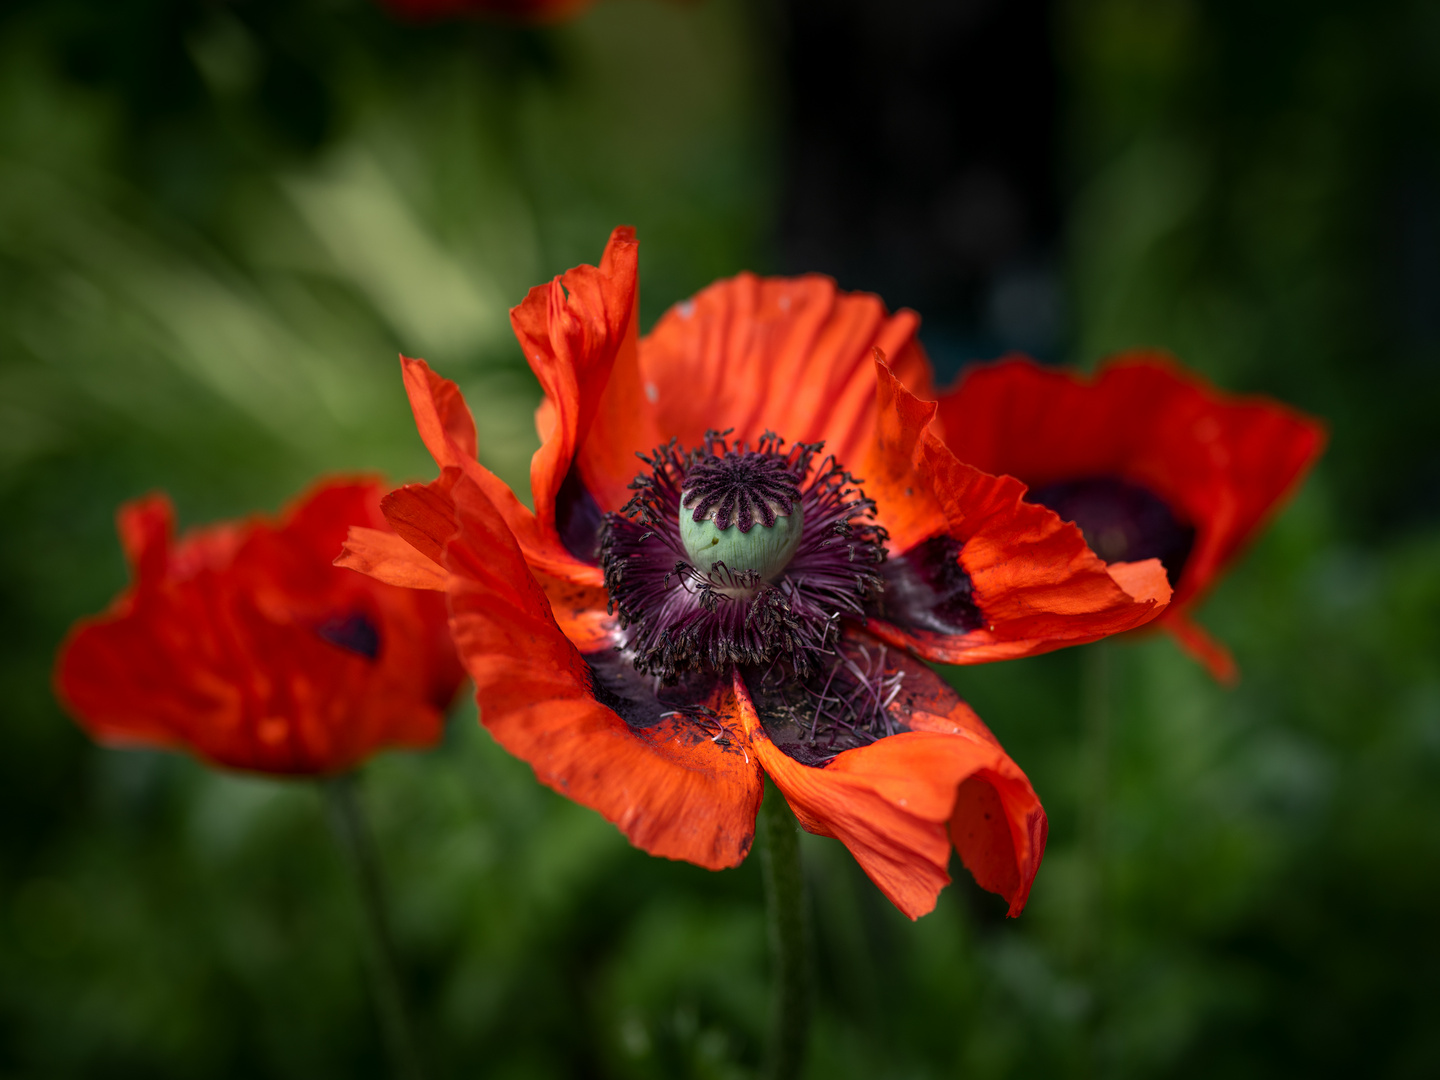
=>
[377,0,592,23]
[56,478,465,776]
[935,356,1326,683]
[339,227,1173,918]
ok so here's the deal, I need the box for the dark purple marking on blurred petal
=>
[1028,476,1195,585]
[316,612,381,661]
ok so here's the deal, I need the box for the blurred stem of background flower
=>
[1077,641,1111,1073]
[324,775,425,1080]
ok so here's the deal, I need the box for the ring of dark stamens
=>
[598,430,887,684]
[741,642,906,766]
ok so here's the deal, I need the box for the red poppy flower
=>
[56,478,465,776]
[377,0,592,23]
[339,227,1173,918]
[935,356,1326,683]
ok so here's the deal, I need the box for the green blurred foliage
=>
[3,0,1439,1077]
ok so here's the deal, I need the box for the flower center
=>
[315,611,381,660]
[1028,475,1195,585]
[678,449,805,595]
[598,431,887,682]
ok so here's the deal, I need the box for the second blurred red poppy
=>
[56,478,465,776]
[937,355,1326,682]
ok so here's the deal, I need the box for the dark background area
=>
[3,0,1439,1076]
[777,0,1065,372]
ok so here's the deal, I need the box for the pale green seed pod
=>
[679,503,804,583]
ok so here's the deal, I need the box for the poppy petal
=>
[572,229,663,515]
[442,473,765,869]
[399,357,603,585]
[116,494,176,583]
[639,274,935,470]
[336,527,447,591]
[379,471,464,566]
[367,470,616,649]
[59,587,385,769]
[1104,558,1174,607]
[859,350,950,553]
[532,569,615,652]
[734,649,1046,920]
[511,225,661,522]
[865,361,1172,663]
[401,354,478,468]
[1162,608,1239,685]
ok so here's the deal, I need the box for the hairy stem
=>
[324,774,424,1080]
[758,784,812,1080]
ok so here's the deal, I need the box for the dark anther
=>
[316,612,381,660]
[1028,476,1196,586]
[743,640,913,766]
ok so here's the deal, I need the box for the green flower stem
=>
[323,774,424,1080]
[758,784,812,1080]
[1079,641,1113,1072]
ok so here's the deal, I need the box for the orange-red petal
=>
[394,233,647,582]
[860,351,950,553]
[398,357,603,585]
[336,527,447,592]
[442,473,764,869]
[640,274,936,470]
[511,226,660,521]
[734,650,1046,920]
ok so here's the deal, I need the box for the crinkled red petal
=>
[399,356,602,585]
[402,355,478,468]
[859,349,950,553]
[864,357,1172,663]
[511,226,660,521]
[368,470,610,647]
[442,474,765,869]
[734,652,1047,920]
